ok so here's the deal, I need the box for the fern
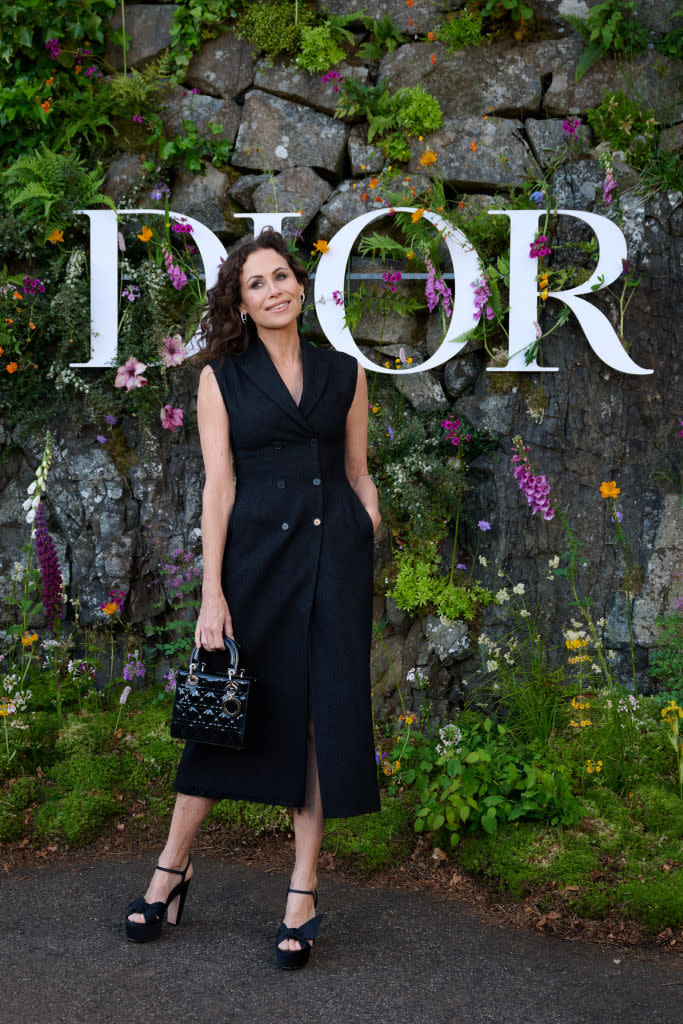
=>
[2,144,115,236]
[357,234,413,260]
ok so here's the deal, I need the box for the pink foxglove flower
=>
[114,356,148,390]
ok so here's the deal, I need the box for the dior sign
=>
[69,208,652,376]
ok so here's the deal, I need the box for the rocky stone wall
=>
[1,0,681,716]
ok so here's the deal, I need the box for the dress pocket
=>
[349,487,374,537]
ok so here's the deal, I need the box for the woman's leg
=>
[278,708,325,952]
[127,792,216,924]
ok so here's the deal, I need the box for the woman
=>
[125,228,381,969]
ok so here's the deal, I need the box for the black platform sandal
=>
[276,886,324,970]
[125,854,193,943]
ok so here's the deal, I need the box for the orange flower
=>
[369,177,379,190]
[470,141,477,153]
[21,632,38,646]
[361,192,368,201]
[101,601,118,615]
[406,251,415,260]
[12,291,22,300]
[406,0,414,6]
[313,239,329,254]
[74,65,82,74]
[0,346,4,355]
[458,201,465,209]
[431,53,436,65]
[29,321,36,330]
[408,15,413,26]
[41,99,51,113]
[46,76,54,86]
[600,481,621,499]
[6,362,18,374]
[137,225,153,242]
[427,31,437,41]
[4,318,14,324]
[47,228,64,244]
[411,208,425,223]
[419,149,437,167]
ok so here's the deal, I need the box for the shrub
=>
[586,89,658,159]
[438,8,485,50]
[235,0,316,59]
[394,84,443,137]
[390,553,494,621]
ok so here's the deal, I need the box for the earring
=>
[240,311,247,324]
[300,293,305,304]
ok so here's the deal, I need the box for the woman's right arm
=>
[194,364,235,648]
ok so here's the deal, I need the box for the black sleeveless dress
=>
[172,335,381,818]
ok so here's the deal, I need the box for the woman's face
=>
[239,248,303,330]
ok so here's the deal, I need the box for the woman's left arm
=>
[345,362,381,533]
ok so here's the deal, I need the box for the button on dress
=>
[172,335,381,818]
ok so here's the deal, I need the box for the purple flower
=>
[510,442,555,520]
[530,190,545,206]
[603,172,616,205]
[621,259,630,276]
[472,276,492,321]
[132,114,144,124]
[387,425,394,440]
[96,434,107,444]
[478,520,491,532]
[562,117,581,139]
[121,284,140,302]
[85,65,102,79]
[614,509,623,523]
[332,290,344,306]
[171,221,193,233]
[456,563,467,570]
[163,248,188,290]
[117,232,126,253]
[122,662,133,682]
[322,71,344,84]
[45,38,61,60]
[24,275,45,296]
[150,182,171,200]
[105,413,117,425]
[33,500,64,634]
[160,333,187,367]
[529,235,552,259]
[425,254,452,316]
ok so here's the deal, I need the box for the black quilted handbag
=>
[170,636,253,749]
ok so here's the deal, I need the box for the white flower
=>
[520,609,531,618]
[119,685,132,705]
[548,555,560,568]
[512,583,525,595]
[486,659,499,672]
[496,588,510,603]
[497,570,504,577]
[478,556,488,567]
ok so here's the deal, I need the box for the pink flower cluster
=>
[562,118,581,139]
[163,248,188,290]
[171,221,193,233]
[440,417,471,447]
[529,235,551,259]
[321,70,344,92]
[332,290,344,306]
[425,254,452,316]
[382,270,402,293]
[34,500,64,634]
[511,439,555,520]
[161,404,184,431]
[24,275,45,295]
[603,171,616,205]
[472,275,494,321]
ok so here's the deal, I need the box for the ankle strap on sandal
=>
[155,854,191,878]
[288,885,318,904]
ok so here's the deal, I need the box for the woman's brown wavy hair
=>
[187,227,308,371]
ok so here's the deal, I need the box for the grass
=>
[1,682,681,936]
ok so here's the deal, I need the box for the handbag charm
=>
[170,635,253,749]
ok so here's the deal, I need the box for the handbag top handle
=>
[189,635,239,674]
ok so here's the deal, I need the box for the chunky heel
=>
[276,885,323,970]
[125,854,193,942]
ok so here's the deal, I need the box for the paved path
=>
[2,855,680,1024]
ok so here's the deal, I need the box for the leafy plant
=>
[0,144,115,237]
[357,13,406,60]
[235,0,317,59]
[398,716,582,845]
[143,115,233,173]
[296,24,345,73]
[562,0,649,81]
[481,0,534,28]
[586,88,658,157]
[335,80,444,160]
[169,0,240,78]
[390,552,494,622]
[649,605,683,692]
[438,8,485,51]
[394,84,443,136]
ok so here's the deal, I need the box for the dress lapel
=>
[298,338,329,420]
[235,334,312,432]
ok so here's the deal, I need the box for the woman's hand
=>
[369,508,381,535]
[195,590,233,650]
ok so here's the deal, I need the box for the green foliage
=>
[0,776,39,841]
[390,552,495,621]
[169,0,240,78]
[33,790,121,845]
[296,24,346,73]
[335,79,444,160]
[0,0,117,157]
[235,0,317,59]
[586,89,658,157]
[208,798,292,834]
[649,609,683,692]
[655,12,683,59]
[394,84,443,136]
[144,115,233,173]
[322,796,415,871]
[321,9,359,47]
[402,717,583,845]
[562,0,649,81]
[0,143,115,237]
[357,13,406,60]
[481,0,534,26]
[438,8,485,50]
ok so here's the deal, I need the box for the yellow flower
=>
[137,225,153,243]
[372,404,380,414]
[419,150,437,167]
[21,632,38,646]
[47,229,64,245]
[661,701,683,720]
[566,637,589,650]
[600,481,620,499]
[407,357,413,364]
[411,208,425,223]
[406,250,415,260]
[313,239,329,254]
[540,288,549,301]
